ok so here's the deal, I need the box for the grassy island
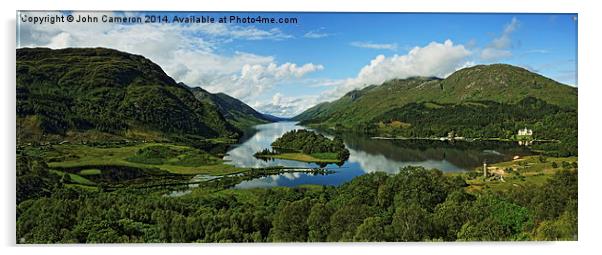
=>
[254,129,350,164]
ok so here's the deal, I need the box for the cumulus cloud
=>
[254,93,322,117]
[350,41,398,51]
[323,39,472,100]
[202,62,323,100]
[480,17,519,61]
[18,11,320,103]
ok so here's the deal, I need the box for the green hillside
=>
[296,64,576,127]
[16,47,240,144]
[188,85,271,129]
[439,64,577,107]
[295,64,577,156]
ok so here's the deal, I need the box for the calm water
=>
[222,121,531,189]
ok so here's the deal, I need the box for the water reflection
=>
[348,148,463,174]
[225,121,531,189]
[224,122,323,169]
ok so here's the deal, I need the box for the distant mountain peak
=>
[187,85,272,129]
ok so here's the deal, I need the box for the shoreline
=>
[254,152,342,164]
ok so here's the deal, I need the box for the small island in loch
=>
[254,129,350,164]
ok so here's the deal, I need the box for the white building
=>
[518,128,533,136]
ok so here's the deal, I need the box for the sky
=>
[17,11,578,117]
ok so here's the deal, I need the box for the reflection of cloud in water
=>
[483,149,503,156]
[282,172,302,180]
[224,122,318,168]
[235,172,305,189]
[348,148,463,173]
[235,177,279,189]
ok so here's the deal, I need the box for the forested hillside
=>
[188,85,272,130]
[296,64,577,127]
[16,48,240,144]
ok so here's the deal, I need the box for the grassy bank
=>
[254,152,341,163]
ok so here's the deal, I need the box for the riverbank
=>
[254,152,342,163]
[371,136,560,144]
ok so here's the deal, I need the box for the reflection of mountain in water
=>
[223,121,535,188]
[347,149,462,173]
[340,133,532,170]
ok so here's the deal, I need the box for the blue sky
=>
[18,11,577,117]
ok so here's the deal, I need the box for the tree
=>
[433,190,474,240]
[327,204,373,241]
[533,202,577,241]
[390,166,453,211]
[270,198,312,242]
[459,195,532,241]
[390,203,432,241]
[353,216,387,241]
[307,203,332,242]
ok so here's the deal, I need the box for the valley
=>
[15,47,578,243]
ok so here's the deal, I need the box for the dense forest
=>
[267,130,350,161]
[17,153,577,243]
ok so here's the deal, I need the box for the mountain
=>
[16,47,240,143]
[294,64,578,156]
[261,113,291,122]
[187,85,272,129]
[295,64,577,127]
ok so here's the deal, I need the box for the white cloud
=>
[200,23,293,40]
[304,28,331,39]
[350,41,398,51]
[46,32,71,48]
[255,93,322,117]
[480,17,519,61]
[480,48,512,61]
[322,39,472,100]
[201,62,323,100]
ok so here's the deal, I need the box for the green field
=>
[38,143,245,175]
